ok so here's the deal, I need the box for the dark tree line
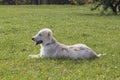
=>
[2,0,71,5]
[91,0,120,14]
[1,0,86,5]
[3,0,37,5]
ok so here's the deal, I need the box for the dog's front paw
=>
[28,54,40,59]
[28,55,35,59]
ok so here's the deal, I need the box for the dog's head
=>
[32,28,54,45]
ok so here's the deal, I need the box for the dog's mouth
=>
[32,38,43,45]
[35,40,43,45]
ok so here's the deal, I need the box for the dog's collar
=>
[46,43,52,46]
[45,39,56,46]
[45,42,55,46]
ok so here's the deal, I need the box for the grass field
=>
[0,5,120,80]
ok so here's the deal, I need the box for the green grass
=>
[0,5,120,80]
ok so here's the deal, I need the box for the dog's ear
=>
[44,31,52,37]
[48,32,51,36]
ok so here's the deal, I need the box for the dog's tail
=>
[97,54,106,58]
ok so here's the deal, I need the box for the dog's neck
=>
[45,38,57,46]
[45,43,53,46]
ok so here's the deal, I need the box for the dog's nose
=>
[32,38,34,40]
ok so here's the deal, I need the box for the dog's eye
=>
[39,34,42,36]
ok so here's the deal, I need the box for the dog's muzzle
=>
[32,38,43,45]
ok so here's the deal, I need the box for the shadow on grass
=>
[27,57,100,65]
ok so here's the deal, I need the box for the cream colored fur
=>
[29,28,101,59]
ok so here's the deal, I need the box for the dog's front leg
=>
[28,54,40,59]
